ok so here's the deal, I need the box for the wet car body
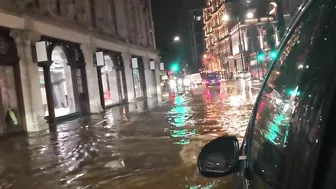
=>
[205,73,220,87]
[197,0,336,188]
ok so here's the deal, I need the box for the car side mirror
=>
[255,141,285,188]
[197,136,240,178]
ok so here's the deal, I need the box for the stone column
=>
[10,30,48,132]
[122,52,135,102]
[154,58,162,104]
[80,44,103,113]
[147,0,156,48]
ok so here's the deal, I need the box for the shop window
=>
[38,67,48,116]
[133,69,142,98]
[76,69,83,94]
[101,56,121,106]
[49,46,77,117]
[118,70,125,100]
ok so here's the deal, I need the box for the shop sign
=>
[95,51,105,66]
[149,61,155,70]
[159,62,165,70]
[35,41,48,62]
[131,58,138,68]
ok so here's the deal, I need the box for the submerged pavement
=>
[0,80,261,189]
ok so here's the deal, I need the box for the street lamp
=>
[246,12,254,19]
[173,36,180,43]
[222,13,229,21]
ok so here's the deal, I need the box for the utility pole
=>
[275,0,285,39]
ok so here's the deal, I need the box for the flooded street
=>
[0,80,261,189]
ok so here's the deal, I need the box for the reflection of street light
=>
[246,12,254,19]
[173,36,180,43]
[222,14,229,21]
[203,54,207,58]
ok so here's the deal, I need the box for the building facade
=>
[203,0,234,75]
[203,0,304,78]
[0,0,162,135]
[188,8,205,71]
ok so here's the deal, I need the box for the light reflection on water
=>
[0,81,260,189]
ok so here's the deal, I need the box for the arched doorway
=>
[0,28,24,135]
[38,39,89,122]
[97,53,126,109]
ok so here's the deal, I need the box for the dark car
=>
[197,0,336,188]
[205,73,220,87]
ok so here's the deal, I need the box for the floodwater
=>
[0,80,261,189]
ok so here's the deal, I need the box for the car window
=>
[247,0,336,188]
[206,73,218,79]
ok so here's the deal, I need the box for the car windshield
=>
[206,73,219,79]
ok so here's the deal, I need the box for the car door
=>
[240,0,336,188]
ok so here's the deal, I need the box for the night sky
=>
[151,0,205,72]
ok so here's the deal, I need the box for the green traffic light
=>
[171,63,179,72]
[269,50,278,59]
[288,89,300,96]
[257,53,265,62]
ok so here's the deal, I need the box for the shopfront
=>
[37,37,89,122]
[97,52,126,109]
[0,27,25,135]
[131,57,147,99]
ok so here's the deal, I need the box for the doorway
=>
[0,29,24,135]
[0,66,21,134]
[38,42,89,122]
[39,46,77,118]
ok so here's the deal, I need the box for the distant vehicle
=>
[188,73,203,87]
[205,73,220,87]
